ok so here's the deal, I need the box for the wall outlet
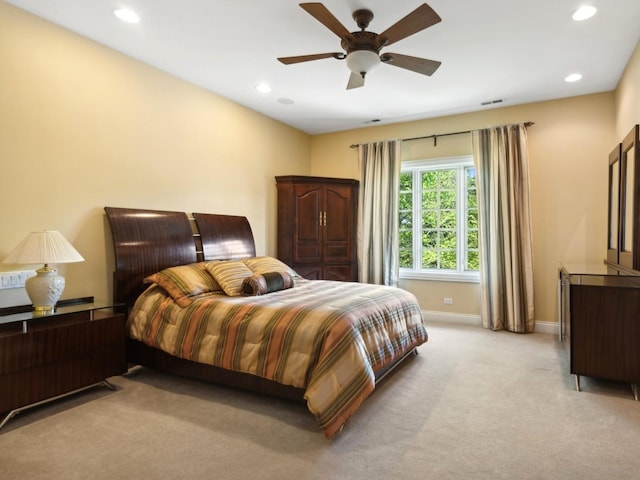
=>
[443,297,453,305]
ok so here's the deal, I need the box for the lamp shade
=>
[2,230,84,265]
[3,231,84,313]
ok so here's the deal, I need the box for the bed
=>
[104,206,428,437]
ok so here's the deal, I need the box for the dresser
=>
[558,262,640,400]
[276,176,358,282]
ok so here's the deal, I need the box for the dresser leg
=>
[0,379,116,432]
[575,375,581,392]
[0,411,18,431]
[632,384,638,401]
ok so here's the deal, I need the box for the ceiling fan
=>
[278,3,442,90]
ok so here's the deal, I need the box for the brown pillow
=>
[205,260,253,296]
[242,271,295,296]
[144,262,221,307]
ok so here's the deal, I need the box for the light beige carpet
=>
[1,321,639,480]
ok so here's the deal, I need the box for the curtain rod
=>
[349,121,534,148]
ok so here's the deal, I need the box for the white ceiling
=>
[6,0,640,135]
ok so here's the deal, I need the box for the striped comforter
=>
[128,279,428,437]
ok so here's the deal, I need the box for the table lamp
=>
[2,230,84,314]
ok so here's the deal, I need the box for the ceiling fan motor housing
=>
[341,31,380,54]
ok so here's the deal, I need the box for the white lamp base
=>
[25,265,65,314]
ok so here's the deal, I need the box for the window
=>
[399,156,479,282]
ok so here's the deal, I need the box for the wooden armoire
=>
[276,176,358,282]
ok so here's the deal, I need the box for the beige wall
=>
[309,93,617,324]
[615,40,640,138]
[0,2,311,306]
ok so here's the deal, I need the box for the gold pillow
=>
[205,260,254,296]
[243,256,298,277]
[144,262,221,307]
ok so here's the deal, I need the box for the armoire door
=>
[323,183,355,263]
[292,183,322,264]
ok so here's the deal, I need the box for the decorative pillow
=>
[242,271,295,296]
[243,256,298,277]
[144,262,221,307]
[205,260,253,297]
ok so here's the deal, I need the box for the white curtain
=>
[472,124,535,333]
[357,140,401,286]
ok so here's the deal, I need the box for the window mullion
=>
[457,165,465,271]
[413,169,421,270]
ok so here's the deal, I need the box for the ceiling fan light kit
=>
[278,2,442,89]
[346,50,380,76]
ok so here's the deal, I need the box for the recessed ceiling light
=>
[565,73,583,82]
[572,6,597,21]
[255,83,272,94]
[114,8,140,24]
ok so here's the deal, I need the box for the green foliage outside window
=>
[465,167,479,271]
[399,172,414,268]
[399,162,479,273]
[421,169,457,270]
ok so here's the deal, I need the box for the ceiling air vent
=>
[481,99,503,106]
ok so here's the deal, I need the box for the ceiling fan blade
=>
[300,3,353,41]
[278,52,345,65]
[381,53,441,76]
[376,3,441,47]
[346,72,365,90]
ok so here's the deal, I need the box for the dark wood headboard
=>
[105,207,256,308]
[193,212,255,260]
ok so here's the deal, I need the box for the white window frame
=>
[399,155,480,283]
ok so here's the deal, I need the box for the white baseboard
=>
[531,321,560,336]
[423,310,481,327]
[423,310,559,336]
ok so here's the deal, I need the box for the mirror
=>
[618,125,639,269]
[623,144,635,253]
[607,146,621,263]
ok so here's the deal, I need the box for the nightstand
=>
[0,300,127,430]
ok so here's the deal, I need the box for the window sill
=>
[399,270,480,283]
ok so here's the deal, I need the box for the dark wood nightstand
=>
[0,300,127,430]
